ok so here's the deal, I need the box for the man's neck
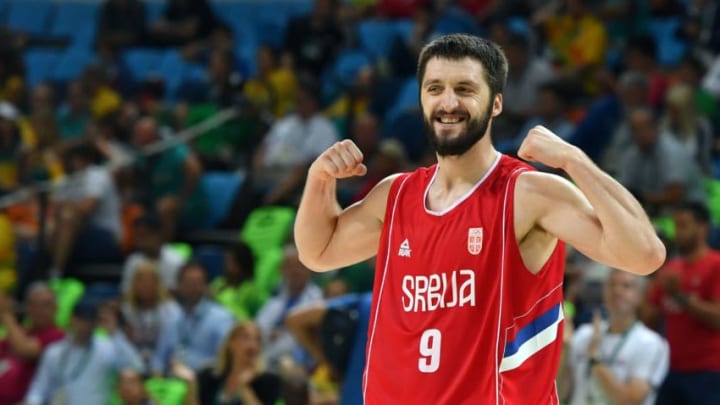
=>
[434,136,499,192]
[685,244,709,263]
[71,335,92,347]
[607,314,636,334]
[183,298,203,313]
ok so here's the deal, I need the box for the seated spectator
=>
[211,241,268,321]
[559,270,669,405]
[675,53,718,129]
[197,321,282,405]
[256,245,323,373]
[0,283,64,405]
[152,262,234,374]
[95,0,147,51]
[283,0,344,78]
[0,101,25,191]
[286,291,373,405]
[121,214,187,294]
[24,297,144,405]
[616,107,706,216]
[131,117,206,240]
[252,76,339,206]
[57,81,92,142]
[48,143,123,278]
[660,83,714,175]
[81,65,122,120]
[146,0,217,47]
[625,34,668,108]
[120,259,181,368]
[243,45,298,119]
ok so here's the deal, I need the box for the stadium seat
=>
[384,77,419,124]
[255,246,284,295]
[240,206,296,255]
[647,17,687,67]
[357,20,403,60]
[49,2,99,49]
[705,178,720,225]
[200,172,244,229]
[168,242,193,261]
[145,0,165,23]
[123,48,165,82]
[23,48,62,88]
[49,277,85,329]
[6,0,53,35]
[110,378,188,405]
[84,282,121,302]
[193,245,225,281]
[52,47,96,83]
[158,50,207,102]
[383,109,426,162]
[331,49,372,90]
[434,7,481,36]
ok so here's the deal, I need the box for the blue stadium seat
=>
[384,77,419,124]
[357,21,403,60]
[145,0,165,23]
[50,2,99,49]
[199,172,244,229]
[158,50,206,102]
[193,245,225,281]
[7,0,53,35]
[383,109,426,162]
[212,2,257,28]
[52,48,96,83]
[123,48,165,81]
[434,7,481,36]
[24,48,62,88]
[331,49,372,89]
[648,17,687,67]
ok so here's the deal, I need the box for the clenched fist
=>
[517,125,579,169]
[309,139,367,181]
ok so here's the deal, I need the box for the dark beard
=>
[424,100,493,157]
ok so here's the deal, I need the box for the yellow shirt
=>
[91,86,122,118]
[546,14,608,68]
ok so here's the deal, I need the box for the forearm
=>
[684,296,720,329]
[563,149,664,273]
[294,175,342,271]
[592,364,635,405]
[237,385,262,405]
[1,313,39,358]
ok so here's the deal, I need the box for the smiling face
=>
[420,57,502,157]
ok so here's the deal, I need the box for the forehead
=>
[422,57,487,88]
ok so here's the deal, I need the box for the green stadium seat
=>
[168,243,193,261]
[240,206,296,255]
[254,247,285,295]
[49,278,85,329]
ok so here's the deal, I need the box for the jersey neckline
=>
[423,152,503,217]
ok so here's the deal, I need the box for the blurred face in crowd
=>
[177,265,207,306]
[25,287,56,328]
[131,262,161,307]
[209,49,232,83]
[537,88,563,120]
[223,251,248,284]
[603,270,642,318]
[352,114,379,155]
[228,322,261,366]
[117,369,148,404]
[31,84,54,116]
[69,316,95,343]
[132,224,163,257]
[421,57,498,157]
[629,109,658,151]
[257,46,276,77]
[296,87,318,120]
[131,117,158,147]
[673,209,707,255]
[67,81,88,114]
[503,43,528,72]
[282,249,310,297]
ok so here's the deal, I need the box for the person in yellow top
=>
[81,65,122,119]
[243,45,298,118]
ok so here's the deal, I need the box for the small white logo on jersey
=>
[468,228,483,255]
[398,239,412,257]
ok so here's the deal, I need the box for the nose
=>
[438,89,459,112]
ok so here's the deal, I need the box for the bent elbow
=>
[297,251,335,273]
[629,241,666,276]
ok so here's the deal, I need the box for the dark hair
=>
[133,213,162,232]
[627,34,657,60]
[417,34,509,96]
[674,201,711,224]
[679,52,706,75]
[177,260,209,282]
[227,241,255,280]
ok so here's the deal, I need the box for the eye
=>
[427,85,441,94]
[456,87,473,94]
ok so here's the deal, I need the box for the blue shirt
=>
[326,293,372,405]
[25,332,144,405]
[152,299,234,374]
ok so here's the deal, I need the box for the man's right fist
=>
[310,139,367,180]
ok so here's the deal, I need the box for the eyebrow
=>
[422,79,480,88]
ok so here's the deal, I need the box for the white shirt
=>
[121,245,187,293]
[569,321,669,405]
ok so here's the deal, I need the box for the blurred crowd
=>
[0,0,718,404]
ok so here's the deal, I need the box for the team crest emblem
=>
[468,228,483,255]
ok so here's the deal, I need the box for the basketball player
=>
[294,34,665,404]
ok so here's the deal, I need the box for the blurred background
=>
[0,0,717,404]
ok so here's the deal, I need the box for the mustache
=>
[431,109,469,119]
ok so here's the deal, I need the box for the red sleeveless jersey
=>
[363,154,566,404]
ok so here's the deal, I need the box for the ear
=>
[491,93,503,118]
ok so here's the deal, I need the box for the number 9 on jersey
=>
[418,329,442,373]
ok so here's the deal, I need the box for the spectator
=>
[255,245,322,373]
[625,34,668,108]
[48,143,123,278]
[286,292,372,405]
[117,365,199,405]
[120,259,181,368]
[56,81,92,142]
[146,0,217,47]
[120,214,187,294]
[131,117,206,240]
[660,83,714,175]
[81,65,122,120]
[243,45,298,119]
[96,0,147,51]
[0,283,64,405]
[616,107,706,216]
[23,297,144,405]
[642,201,720,405]
[152,262,234,374]
[0,101,25,191]
[676,53,718,128]
[211,241,268,321]
[197,321,282,405]
[252,75,338,206]
[283,0,344,78]
[559,270,669,405]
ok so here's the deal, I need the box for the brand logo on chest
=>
[467,227,483,255]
